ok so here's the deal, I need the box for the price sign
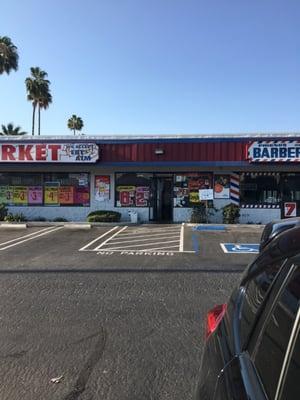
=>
[75,187,90,206]
[284,202,297,217]
[59,186,74,205]
[6,186,14,204]
[44,186,59,205]
[28,186,43,205]
[136,187,149,207]
[13,186,28,205]
[199,189,214,201]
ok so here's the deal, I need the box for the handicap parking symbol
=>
[221,243,260,254]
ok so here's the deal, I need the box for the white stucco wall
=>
[239,208,281,224]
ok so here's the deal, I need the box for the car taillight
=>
[205,303,227,339]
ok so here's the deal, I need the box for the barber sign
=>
[0,143,99,163]
[284,202,297,218]
[248,141,300,162]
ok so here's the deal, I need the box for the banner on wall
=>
[248,141,300,162]
[95,175,110,202]
[0,143,99,163]
[214,175,230,199]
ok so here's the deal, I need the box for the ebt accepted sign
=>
[248,141,300,162]
[0,143,99,163]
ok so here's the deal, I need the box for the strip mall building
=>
[0,134,299,224]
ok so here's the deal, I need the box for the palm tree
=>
[1,123,27,135]
[0,36,18,75]
[67,115,84,135]
[37,88,52,135]
[25,67,51,135]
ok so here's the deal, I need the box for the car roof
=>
[262,225,300,260]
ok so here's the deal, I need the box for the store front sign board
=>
[248,141,300,162]
[0,143,99,163]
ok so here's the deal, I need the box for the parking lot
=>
[0,223,263,400]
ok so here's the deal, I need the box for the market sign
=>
[248,141,300,162]
[0,143,99,163]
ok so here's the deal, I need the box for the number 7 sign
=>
[284,202,297,217]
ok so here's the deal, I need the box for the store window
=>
[240,173,281,205]
[0,172,90,206]
[173,173,212,207]
[115,173,151,207]
[282,173,300,202]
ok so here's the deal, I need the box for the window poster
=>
[28,186,43,205]
[136,186,150,207]
[44,185,59,206]
[95,175,110,202]
[13,186,28,205]
[214,175,230,199]
[174,174,212,207]
[74,187,90,206]
[116,186,136,206]
[59,186,74,205]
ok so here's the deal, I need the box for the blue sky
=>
[1,0,300,135]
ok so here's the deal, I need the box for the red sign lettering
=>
[36,144,47,161]
[2,145,16,161]
[48,144,61,161]
[19,145,33,161]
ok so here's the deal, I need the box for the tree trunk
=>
[32,104,36,136]
[74,128,76,135]
[38,106,41,136]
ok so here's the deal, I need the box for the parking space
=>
[0,223,264,400]
[0,223,264,269]
[79,224,191,255]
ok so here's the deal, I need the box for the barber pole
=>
[230,173,240,205]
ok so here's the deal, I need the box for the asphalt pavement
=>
[0,224,263,400]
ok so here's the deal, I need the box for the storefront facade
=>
[0,135,300,223]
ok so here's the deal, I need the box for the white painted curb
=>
[0,223,27,229]
[64,223,91,229]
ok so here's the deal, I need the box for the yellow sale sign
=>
[44,186,59,205]
[13,186,28,205]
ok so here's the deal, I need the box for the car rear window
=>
[253,266,300,399]
[239,258,285,349]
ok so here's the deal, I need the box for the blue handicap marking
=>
[221,243,260,254]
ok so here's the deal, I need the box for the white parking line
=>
[0,226,64,251]
[79,226,119,251]
[107,235,180,245]
[140,245,180,251]
[0,226,57,247]
[179,224,184,252]
[94,226,128,250]
[104,239,179,250]
[116,229,181,237]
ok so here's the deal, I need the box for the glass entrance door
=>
[149,175,173,222]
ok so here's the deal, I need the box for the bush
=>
[190,203,207,223]
[4,212,27,222]
[87,210,121,223]
[53,217,68,222]
[222,203,240,224]
[190,202,217,223]
[0,203,8,221]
